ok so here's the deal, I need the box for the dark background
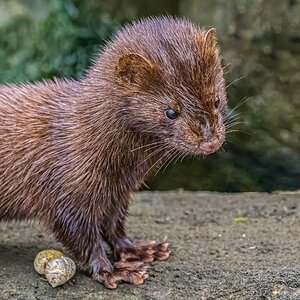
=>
[0,0,299,192]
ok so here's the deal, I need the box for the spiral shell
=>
[45,256,76,287]
[34,250,64,275]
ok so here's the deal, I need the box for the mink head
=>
[99,17,227,156]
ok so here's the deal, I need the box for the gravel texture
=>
[1,191,300,300]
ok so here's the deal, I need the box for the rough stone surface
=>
[0,191,300,300]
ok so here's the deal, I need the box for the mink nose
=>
[198,139,223,155]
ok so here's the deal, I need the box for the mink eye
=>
[215,96,221,109]
[165,108,178,120]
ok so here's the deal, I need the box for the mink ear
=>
[205,28,217,47]
[115,53,154,87]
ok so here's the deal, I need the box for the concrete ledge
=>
[1,191,300,299]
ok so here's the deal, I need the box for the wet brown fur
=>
[0,16,227,288]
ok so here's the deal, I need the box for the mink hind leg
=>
[49,207,147,289]
[104,205,171,264]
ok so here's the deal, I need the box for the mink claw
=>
[116,239,171,263]
[113,260,149,285]
[94,260,149,288]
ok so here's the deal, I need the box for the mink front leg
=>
[103,201,171,264]
[49,204,148,289]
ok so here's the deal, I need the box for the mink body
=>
[0,17,227,288]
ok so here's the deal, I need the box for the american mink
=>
[0,16,227,288]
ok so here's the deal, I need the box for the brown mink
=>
[0,16,227,288]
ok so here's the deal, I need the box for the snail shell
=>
[45,256,76,287]
[34,249,64,275]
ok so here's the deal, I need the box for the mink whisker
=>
[159,149,182,175]
[225,76,245,89]
[130,141,164,152]
[136,144,169,169]
[145,147,174,177]
[154,149,178,176]
[227,96,254,117]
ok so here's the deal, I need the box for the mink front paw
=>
[93,261,149,289]
[117,239,171,263]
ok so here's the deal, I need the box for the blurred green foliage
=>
[0,0,299,192]
[0,0,119,82]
